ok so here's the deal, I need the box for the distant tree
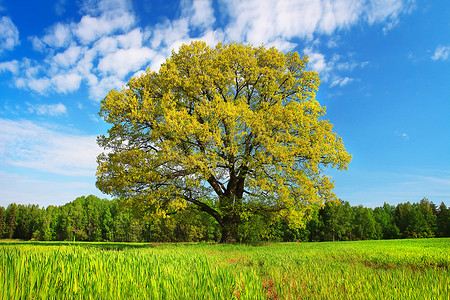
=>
[436,202,449,237]
[39,206,58,241]
[69,197,88,241]
[101,202,115,241]
[127,219,142,242]
[352,205,378,240]
[0,206,5,238]
[147,217,175,242]
[395,199,437,238]
[321,200,353,241]
[28,205,42,240]
[12,204,42,240]
[84,195,102,241]
[395,202,414,238]
[306,205,323,242]
[113,207,131,242]
[5,203,17,239]
[268,216,310,242]
[56,206,72,241]
[415,198,437,237]
[12,205,25,239]
[96,41,352,243]
[373,203,400,239]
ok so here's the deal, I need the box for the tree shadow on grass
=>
[0,240,159,251]
[0,240,221,250]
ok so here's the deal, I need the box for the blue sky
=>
[0,0,449,208]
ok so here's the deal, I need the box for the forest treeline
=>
[0,196,448,243]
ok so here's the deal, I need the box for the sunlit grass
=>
[0,239,448,299]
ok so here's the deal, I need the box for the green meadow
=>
[1,239,448,299]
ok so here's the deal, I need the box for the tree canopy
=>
[96,41,352,243]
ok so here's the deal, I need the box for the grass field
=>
[0,239,448,299]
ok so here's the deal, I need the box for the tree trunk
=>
[220,214,240,243]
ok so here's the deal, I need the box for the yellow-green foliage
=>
[96,41,351,241]
[1,239,448,299]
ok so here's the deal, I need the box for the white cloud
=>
[335,59,369,71]
[98,47,154,77]
[7,0,414,99]
[221,0,412,45]
[75,0,136,45]
[26,102,68,116]
[182,0,216,29]
[266,39,297,52]
[53,46,83,68]
[0,60,19,74]
[432,46,450,61]
[327,36,340,48]
[150,18,190,50]
[30,36,46,52]
[223,1,282,43]
[0,16,20,53]
[304,48,366,86]
[318,0,363,34]
[303,47,333,79]
[330,76,354,87]
[394,131,410,140]
[148,54,167,72]
[92,36,119,55]
[12,61,82,94]
[0,119,101,177]
[197,29,225,47]
[31,0,136,49]
[11,0,143,98]
[72,48,97,78]
[80,0,132,16]
[117,28,143,49]
[44,23,73,48]
[51,72,83,93]
[75,13,135,44]
[366,0,402,24]
[31,23,73,52]
[365,0,416,33]
[26,77,52,94]
[89,75,125,101]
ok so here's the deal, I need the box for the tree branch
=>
[207,176,225,197]
[184,196,223,226]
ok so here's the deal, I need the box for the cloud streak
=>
[26,103,68,117]
[0,119,101,177]
[432,46,449,61]
[0,170,101,207]
[0,60,19,74]
[332,169,450,207]
[0,16,20,54]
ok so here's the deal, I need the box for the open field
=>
[0,239,448,299]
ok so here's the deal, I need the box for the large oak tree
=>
[96,42,351,243]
